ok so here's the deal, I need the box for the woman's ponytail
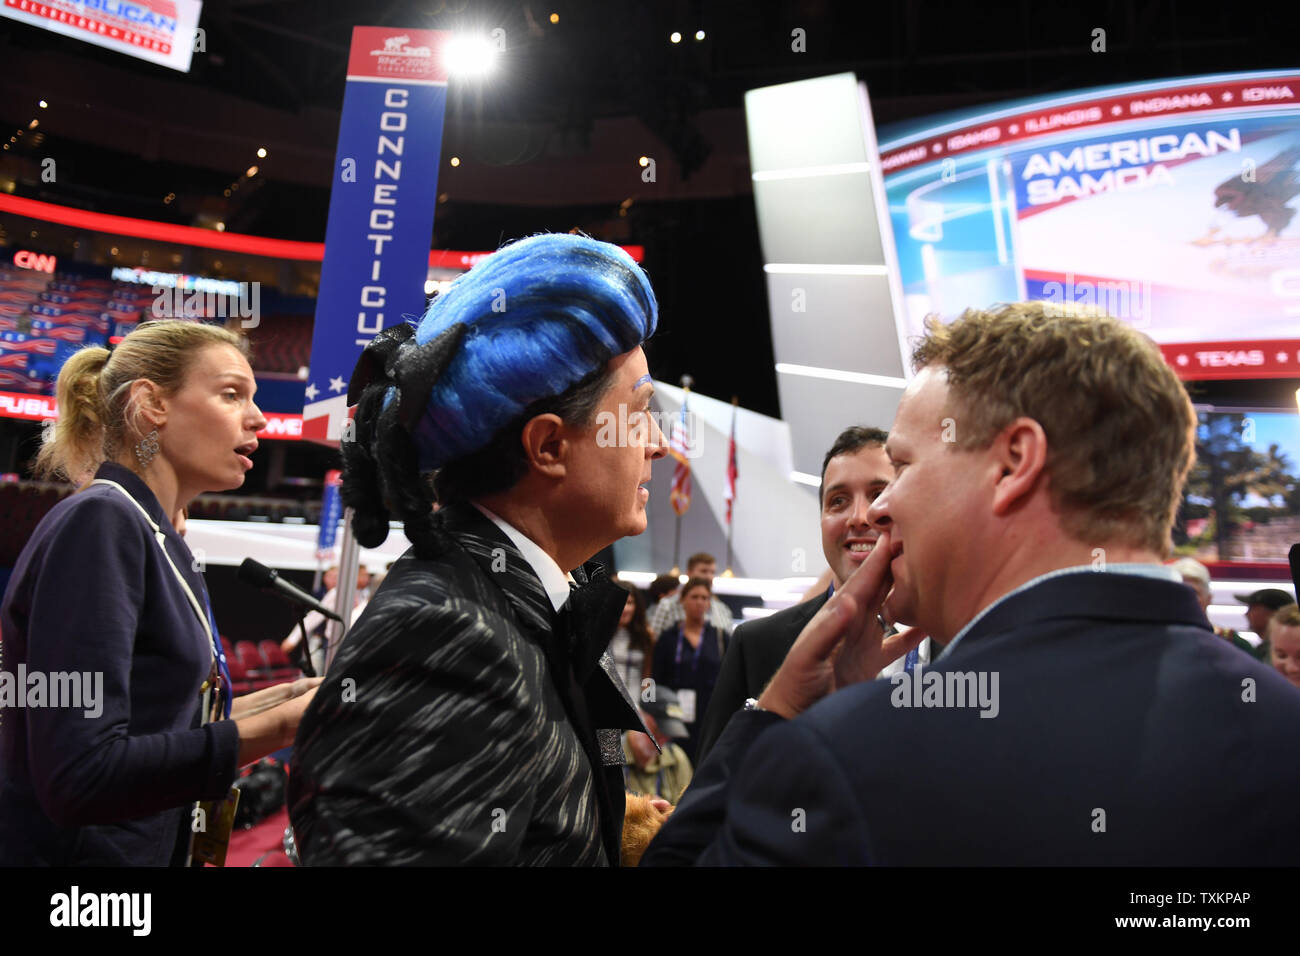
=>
[33,346,111,485]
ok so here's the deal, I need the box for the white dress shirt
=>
[472,502,573,613]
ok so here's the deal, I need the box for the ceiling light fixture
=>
[444,34,499,77]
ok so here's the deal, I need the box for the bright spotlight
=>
[669,31,681,43]
[257,147,267,158]
[215,222,226,232]
[38,100,48,108]
[450,156,460,167]
[246,165,259,177]
[444,34,499,77]
[638,156,649,167]
[695,30,706,41]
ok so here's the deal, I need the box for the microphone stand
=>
[294,611,315,678]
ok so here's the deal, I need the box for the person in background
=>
[354,565,372,602]
[1233,587,1293,662]
[0,320,319,866]
[647,552,734,636]
[1268,603,1300,689]
[652,577,727,760]
[647,573,681,607]
[1170,557,1259,656]
[312,565,339,601]
[610,582,654,693]
[696,425,939,764]
[624,686,694,805]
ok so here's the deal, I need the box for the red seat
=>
[225,653,254,697]
[254,641,300,681]
[259,640,293,669]
[235,641,265,677]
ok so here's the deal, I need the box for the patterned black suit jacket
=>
[288,502,646,865]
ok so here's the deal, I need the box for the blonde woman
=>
[0,321,319,866]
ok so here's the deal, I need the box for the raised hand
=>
[757,530,926,719]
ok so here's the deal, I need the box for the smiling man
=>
[695,426,936,763]
[644,302,1300,866]
[289,235,668,866]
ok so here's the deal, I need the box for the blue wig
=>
[406,233,656,470]
[341,234,657,551]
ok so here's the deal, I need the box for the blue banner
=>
[317,469,344,559]
[302,26,449,443]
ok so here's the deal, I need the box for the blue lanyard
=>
[674,625,704,670]
[202,594,232,720]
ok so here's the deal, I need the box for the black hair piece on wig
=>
[341,322,467,556]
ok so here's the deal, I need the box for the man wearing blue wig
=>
[288,234,669,865]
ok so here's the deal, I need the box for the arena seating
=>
[247,314,312,374]
[0,482,75,566]
[234,639,300,690]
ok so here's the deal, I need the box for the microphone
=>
[238,558,344,622]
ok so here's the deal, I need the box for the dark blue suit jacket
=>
[642,571,1300,865]
[0,463,240,866]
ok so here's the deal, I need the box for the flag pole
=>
[723,395,738,577]
[672,516,682,577]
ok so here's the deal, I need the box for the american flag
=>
[724,401,738,526]
[669,394,692,517]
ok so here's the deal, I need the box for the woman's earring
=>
[135,429,160,469]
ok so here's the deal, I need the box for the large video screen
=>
[1178,407,1300,566]
[879,71,1300,381]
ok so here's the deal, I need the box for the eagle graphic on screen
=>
[1194,145,1300,245]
